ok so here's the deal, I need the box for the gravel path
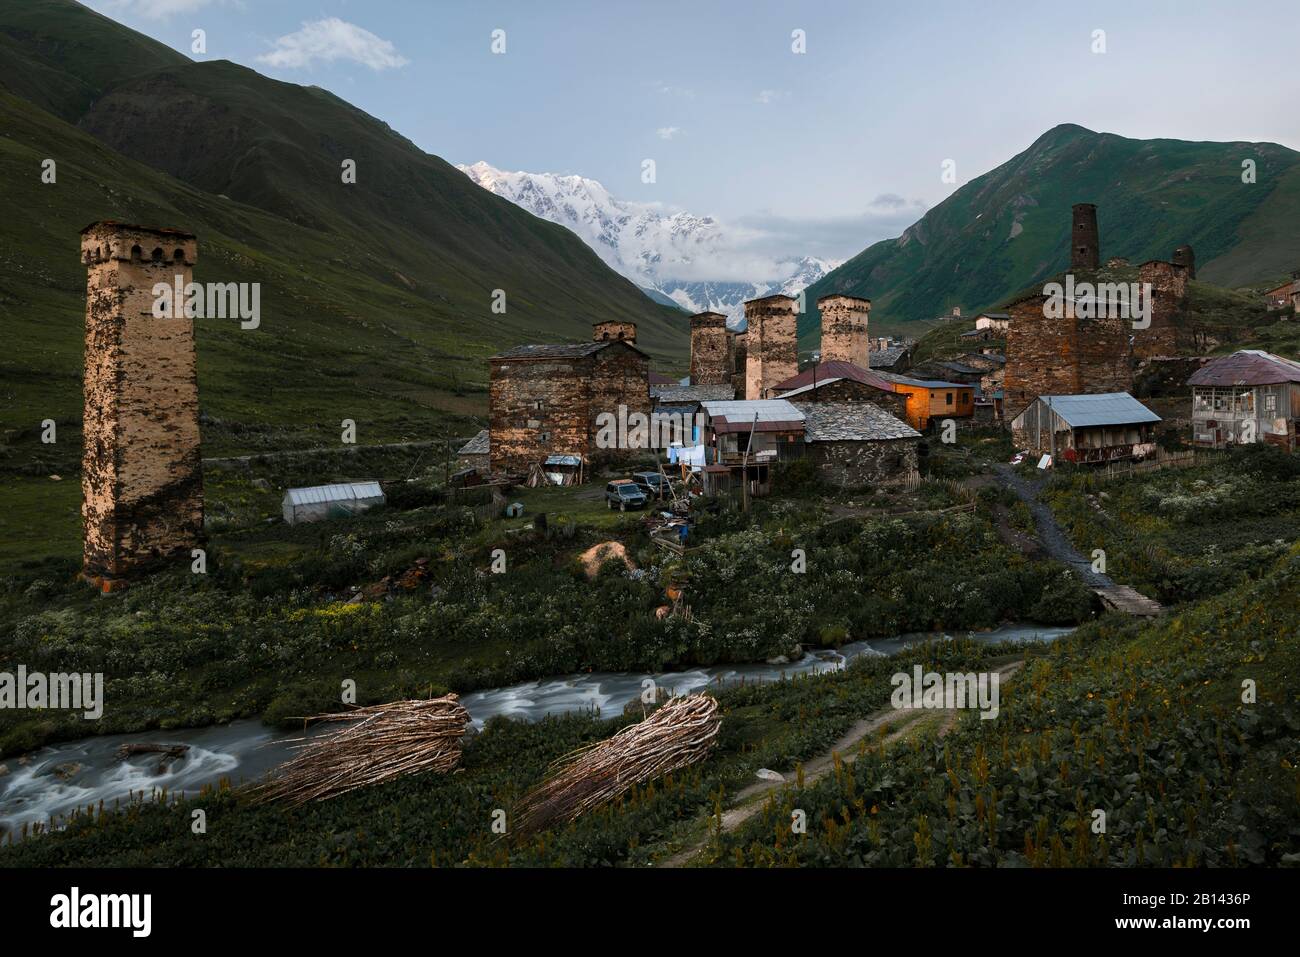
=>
[991,464,1113,588]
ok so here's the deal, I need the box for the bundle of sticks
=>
[512,693,720,835]
[252,695,471,806]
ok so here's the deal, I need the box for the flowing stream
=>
[0,622,1072,839]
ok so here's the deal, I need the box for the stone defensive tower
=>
[689,311,732,385]
[593,320,636,344]
[743,294,798,400]
[1070,203,1100,271]
[80,222,203,590]
[1135,260,1189,358]
[817,294,871,367]
[1172,244,1196,279]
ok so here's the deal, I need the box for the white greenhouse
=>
[281,481,386,525]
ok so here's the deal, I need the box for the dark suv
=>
[606,481,648,511]
[632,471,672,500]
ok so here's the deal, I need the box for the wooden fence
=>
[1092,448,1209,482]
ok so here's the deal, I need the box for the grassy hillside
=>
[801,124,1300,347]
[0,0,687,460]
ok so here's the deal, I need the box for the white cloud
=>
[257,18,408,71]
[656,126,682,140]
[755,89,791,104]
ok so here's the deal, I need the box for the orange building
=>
[875,372,975,431]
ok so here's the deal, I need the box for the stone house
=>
[488,338,649,474]
[793,402,921,488]
[1188,350,1300,450]
[770,360,908,420]
[456,429,490,472]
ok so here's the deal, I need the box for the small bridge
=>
[1092,584,1163,617]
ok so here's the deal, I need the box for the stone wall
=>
[1134,260,1188,358]
[743,295,798,400]
[80,222,203,587]
[1003,294,1132,422]
[731,331,747,398]
[592,320,636,343]
[489,359,592,473]
[488,342,649,473]
[689,312,732,385]
[809,438,919,489]
[818,295,870,367]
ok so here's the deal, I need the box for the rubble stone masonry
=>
[689,312,732,385]
[488,341,649,473]
[80,222,203,587]
[818,295,870,367]
[1135,260,1189,358]
[1003,293,1133,423]
[743,295,798,400]
[1071,203,1100,271]
[731,331,747,398]
[592,320,636,343]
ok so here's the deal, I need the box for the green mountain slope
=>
[0,0,686,457]
[801,124,1300,345]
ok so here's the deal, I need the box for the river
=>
[0,622,1072,838]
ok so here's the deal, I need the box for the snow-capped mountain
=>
[458,161,837,326]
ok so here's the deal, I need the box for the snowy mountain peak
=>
[457,161,837,325]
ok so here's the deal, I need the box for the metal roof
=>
[873,371,971,390]
[793,402,920,442]
[1186,350,1300,387]
[1027,392,1161,428]
[457,429,489,455]
[702,399,805,433]
[544,454,582,466]
[283,481,384,506]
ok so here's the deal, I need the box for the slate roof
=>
[458,429,489,456]
[651,384,736,402]
[773,360,895,395]
[868,345,909,368]
[1026,392,1161,428]
[793,402,920,442]
[1186,350,1300,387]
[491,340,647,361]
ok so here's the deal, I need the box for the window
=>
[946,392,953,405]
[1265,393,1277,412]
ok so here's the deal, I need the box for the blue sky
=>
[88,0,1300,262]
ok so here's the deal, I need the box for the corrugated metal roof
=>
[702,399,805,434]
[283,482,384,506]
[1030,393,1161,428]
[793,402,920,442]
[874,371,971,390]
[1187,350,1300,387]
[544,454,582,466]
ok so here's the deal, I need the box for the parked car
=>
[631,471,672,499]
[605,480,648,511]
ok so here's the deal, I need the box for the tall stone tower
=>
[1070,203,1100,271]
[592,320,636,344]
[743,295,798,400]
[1172,244,1196,279]
[1135,260,1189,358]
[80,222,203,590]
[688,312,731,386]
[817,294,870,367]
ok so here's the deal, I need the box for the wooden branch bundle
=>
[512,694,720,835]
[252,695,470,806]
